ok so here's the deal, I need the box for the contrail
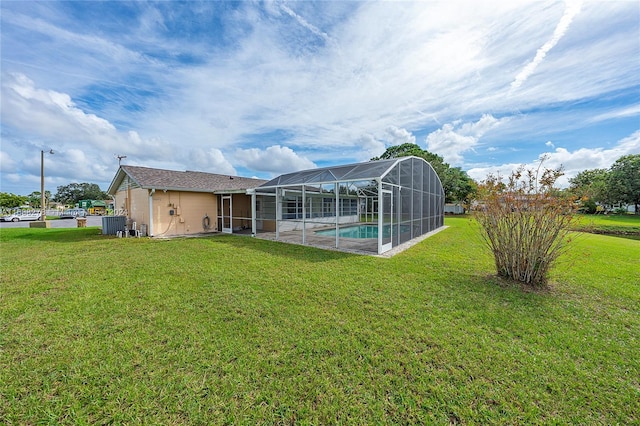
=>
[280,3,332,44]
[511,0,582,90]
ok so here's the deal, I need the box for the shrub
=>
[474,162,578,287]
[578,198,597,214]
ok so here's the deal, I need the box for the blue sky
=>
[1,0,638,196]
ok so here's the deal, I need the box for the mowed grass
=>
[572,213,640,237]
[1,217,639,424]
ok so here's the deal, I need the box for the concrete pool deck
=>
[253,225,448,257]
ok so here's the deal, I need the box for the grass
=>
[1,217,639,424]
[572,213,640,237]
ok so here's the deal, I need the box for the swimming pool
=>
[315,224,409,239]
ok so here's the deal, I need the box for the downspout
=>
[335,182,339,249]
[302,186,306,245]
[378,178,383,254]
[249,189,257,237]
[275,187,281,240]
[148,188,155,236]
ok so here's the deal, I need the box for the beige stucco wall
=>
[113,187,151,234]
[113,188,218,236]
[113,187,148,224]
[151,191,218,236]
[130,188,149,228]
[260,220,276,232]
[113,188,258,237]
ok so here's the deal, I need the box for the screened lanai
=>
[249,156,445,254]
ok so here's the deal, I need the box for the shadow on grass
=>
[2,227,111,243]
[209,233,360,263]
[464,273,560,314]
[572,229,640,241]
[608,234,640,241]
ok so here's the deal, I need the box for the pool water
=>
[315,224,409,239]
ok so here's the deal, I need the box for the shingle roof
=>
[107,165,267,194]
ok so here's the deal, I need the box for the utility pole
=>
[40,149,54,220]
[32,149,54,228]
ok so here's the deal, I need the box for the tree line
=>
[568,154,639,214]
[2,152,636,214]
[0,183,110,209]
[374,145,639,214]
[371,143,477,205]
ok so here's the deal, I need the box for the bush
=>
[474,163,578,287]
[578,198,597,214]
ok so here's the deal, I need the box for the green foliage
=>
[53,182,109,205]
[26,191,52,209]
[613,207,629,215]
[372,143,477,204]
[569,168,609,204]
[607,154,640,212]
[0,192,27,208]
[442,165,478,205]
[579,198,597,214]
[372,142,428,160]
[474,163,578,287]
[0,221,638,424]
[569,154,640,213]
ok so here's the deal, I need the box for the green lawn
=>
[1,217,639,424]
[572,213,640,237]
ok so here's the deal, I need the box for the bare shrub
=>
[474,161,578,287]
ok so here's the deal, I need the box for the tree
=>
[569,168,609,212]
[53,183,109,205]
[27,191,52,209]
[372,143,476,204]
[373,143,449,178]
[607,154,640,214]
[474,162,578,287]
[0,192,28,209]
[442,166,478,206]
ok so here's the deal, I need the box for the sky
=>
[1,0,639,196]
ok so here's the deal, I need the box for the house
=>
[107,166,266,237]
[106,158,446,255]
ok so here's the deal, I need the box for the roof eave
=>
[106,168,125,195]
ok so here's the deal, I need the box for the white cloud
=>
[385,126,416,146]
[235,145,316,174]
[0,1,638,195]
[16,147,113,187]
[1,73,171,157]
[187,148,237,176]
[350,127,417,162]
[589,105,640,123]
[61,149,104,181]
[467,130,640,187]
[357,134,386,161]
[0,72,178,190]
[138,1,540,157]
[511,0,582,90]
[426,114,504,164]
[0,151,17,173]
[545,141,555,148]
